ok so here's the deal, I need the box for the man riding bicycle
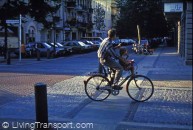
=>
[97,29,123,90]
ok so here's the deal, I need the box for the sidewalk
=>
[0,47,192,130]
[116,47,192,130]
[69,47,192,130]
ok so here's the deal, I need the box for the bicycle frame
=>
[102,66,133,87]
[117,74,132,87]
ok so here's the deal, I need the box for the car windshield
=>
[44,43,52,48]
[56,43,63,47]
[81,37,103,42]
[78,41,87,46]
[82,41,92,45]
[50,43,59,47]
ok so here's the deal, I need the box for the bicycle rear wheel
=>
[85,75,111,101]
[126,75,154,102]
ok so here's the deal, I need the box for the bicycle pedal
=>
[112,90,119,96]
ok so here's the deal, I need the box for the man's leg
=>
[98,61,103,73]
[103,59,123,84]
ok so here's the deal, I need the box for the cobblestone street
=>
[0,47,192,130]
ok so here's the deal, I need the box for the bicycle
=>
[84,60,154,102]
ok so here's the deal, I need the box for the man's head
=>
[108,29,116,39]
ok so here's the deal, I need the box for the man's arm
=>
[114,43,122,49]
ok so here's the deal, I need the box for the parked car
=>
[49,42,72,55]
[92,40,101,46]
[120,39,135,45]
[80,37,103,43]
[139,39,149,46]
[61,41,86,53]
[80,40,98,50]
[13,42,53,57]
[80,37,103,48]
[76,40,92,51]
[26,42,54,57]
[55,42,73,54]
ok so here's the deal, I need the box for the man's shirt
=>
[97,38,119,59]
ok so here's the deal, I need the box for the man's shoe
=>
[112,85,123,90]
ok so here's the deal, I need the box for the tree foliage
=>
[115,0,169,39]
[0,0,28,25]
[0,0,60,29]
[93,4,106,31]
[28,0,60,28]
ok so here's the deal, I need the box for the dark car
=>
[55,42,73,54]
[48,42,68,56]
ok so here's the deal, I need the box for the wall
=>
[180,1,192,65]
[185,1,192,65]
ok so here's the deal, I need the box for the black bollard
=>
[47,49,50,59]
[6,49,11,65]
[36,49,40,61]
[34,83,48,129]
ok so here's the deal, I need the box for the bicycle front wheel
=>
[126,75,154,102]
[85,75,111,101]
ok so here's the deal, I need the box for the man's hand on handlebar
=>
[114,43,122,49]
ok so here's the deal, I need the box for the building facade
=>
[18,0,117,44]
[163,0,192,65]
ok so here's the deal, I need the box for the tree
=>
[93,4,106,31]
[0,0,60,29]
[0,0,28,59]
[28,0,60,29]
[115,0,169,39]
[0,0,28,26]
[0,0,60,59]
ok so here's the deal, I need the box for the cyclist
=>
[97,29,123,90]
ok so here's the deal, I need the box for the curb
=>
[116,121,192,130]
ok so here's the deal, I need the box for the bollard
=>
[36,49,40,61]
[6,49,11,65]
[47,49,50,59]
[34,83,48,129]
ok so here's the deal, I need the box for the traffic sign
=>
[6,20,19,24]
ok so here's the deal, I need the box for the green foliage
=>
[93,4,106,31]
[28,0,60,28]
[115,0,169,38]
[0,0,28,25]
[0,0,60,29]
